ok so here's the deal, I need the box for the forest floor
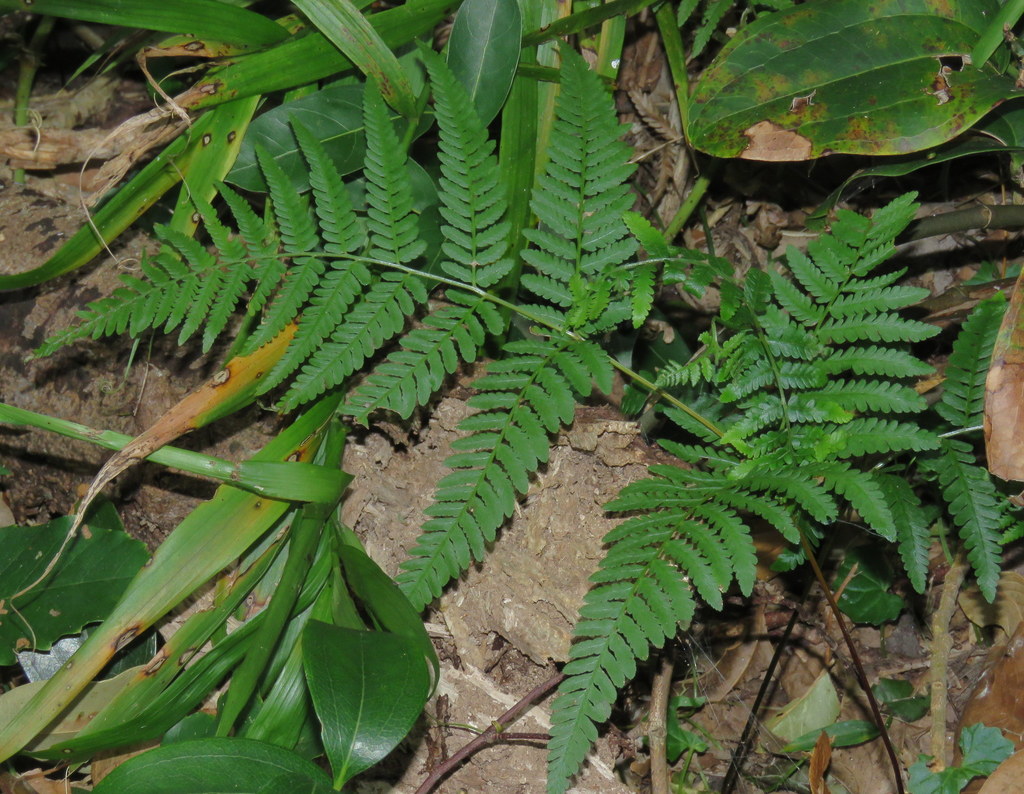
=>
[2,13,1023,794]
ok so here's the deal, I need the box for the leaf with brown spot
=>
[688,0,1020,161]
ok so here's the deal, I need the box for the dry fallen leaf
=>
[977,748,1024,793]
[985,268,1024,482]
[809,731,833,794]
[959,571,1024,636]
[958,622,1024,773]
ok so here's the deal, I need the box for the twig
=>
[929,552,968,770]
[649,652,675,794]
[414,673,565,794]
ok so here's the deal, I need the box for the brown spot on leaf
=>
[739,120,813,161]
[789,90,816,113]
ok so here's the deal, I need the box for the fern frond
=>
[520,46,636,324]
[813,462,895,540]
[363,84,426,266]
[244,145,325,352]
[935,294,1005,429]
[930,438,1004,601]
[420,47,512,289]
[834,418,939,457]
[218,183,283,318]
[258,121,367,394]
[342,293,504,422]
[808,379,925,414]
[397,337,611,611]
[551,474,756,793]
[278,83,429,410]
[280,273,427,410]
[876,473,931,593]
[818,346,933,378]
[192,196,253,352]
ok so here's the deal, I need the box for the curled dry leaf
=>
[958,622,1024,769]
[977,748,1024,794]
[958,571,1024,636]
[985,269,1024,482]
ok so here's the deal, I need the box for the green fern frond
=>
[363,84,426,266]
[217,183,283,318]
[278,83,429,410]
[930,438,1004,601]
[280,273,427,411]
[420,47,512,290]
[817,346,933,378]
[550,475,757,793]
[876,473,931,593]
[808,379,925,413]
[342,294,505,422]
[520,46,636,324]
[834,418,939,457]
[816,314,937,344]
[935,294,1005,429]
[258,121,367,393]
[243,145,325,353]
[397,337,611,610]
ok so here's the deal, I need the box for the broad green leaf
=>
[764,670,840,744]
[873,678,929,722]
[688,0,1020,160]
[91,738,333,794]
[337,544,439,688]
[291,0,418,117]
[833,547,904,625]
[302,621,430,787]
[228,83,428,193]
[0,0,287,46]
[908,724,1014,794]
[0,503,147,665]
[447,0,523,125]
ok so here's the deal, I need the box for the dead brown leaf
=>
[958,622,1024,760]
[808,731,832,794]
[985,268,1024,482]
[739,120,813,161]
[977,748,1024,793]
[959,571,1024,635]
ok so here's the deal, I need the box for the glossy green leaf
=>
[448,0,522,125]
[337,544,439,688]
[292,0,418,117]
[688,0,1020,160]
[228,83,428,193]
[909,723,1014,794]
[91,738,333,794]
[834,547,904,625]
[0,0,287,46]
[302,621,430,787]
[0,503,147,665]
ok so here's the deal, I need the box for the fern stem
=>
[798,530,906,794]
[648,652,675,794]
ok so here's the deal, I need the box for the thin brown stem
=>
[414,673,565,794]
[649,652,675,794]
[799,532,906,794]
